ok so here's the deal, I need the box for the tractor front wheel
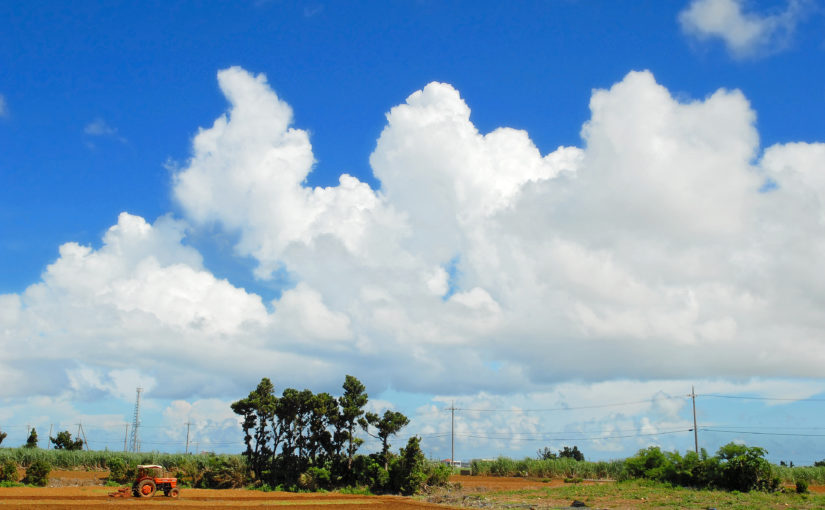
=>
[137,479,156,497]
[166,487,180,498]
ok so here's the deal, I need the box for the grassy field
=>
[470,455,825,485]
[0,447,244,469]
[429,478,825,510]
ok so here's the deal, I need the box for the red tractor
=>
[132,464,180,498]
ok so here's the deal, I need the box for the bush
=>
[623,443,779,493]
[298,467,331,491]
[1,459,18,483]
[201,454,248,489]
[423,462,452,487]
[624,447,670,481]
[796,479,809,494]
[23,459,50,486]
[716,443,778,492]
[106,457,128,483]
[351,454,388,492]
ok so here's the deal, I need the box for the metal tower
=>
[129,387,142,452]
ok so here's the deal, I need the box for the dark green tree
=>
[390,436,427,495]
[23,428,38,448]
[716,443,777,492]
[275,387,311,482]
[293,389,316,460]
[536,447,557,460]
[50,430,84,450]
[0,429,6,446]
[363,410,409,470]
[308,392,338,463]
[559,445,584,461]
[231,378,278,482]
[338,375,368,470]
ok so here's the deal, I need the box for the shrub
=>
[298,467,331,491]
[351,454,387,492]
[1,459,18,483]
[106,457,128,483]
[201,455,248,489]
[424,462,452,487]
[623,442,779,493]
[624,447,670,481]
[716,444,778,492]
[23,459,50,486]
[796,479,809,494]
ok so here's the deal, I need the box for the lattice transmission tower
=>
[129,387,142,452]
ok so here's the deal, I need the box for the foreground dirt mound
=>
[46,470,109,488]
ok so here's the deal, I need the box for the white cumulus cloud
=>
[679,0,808,58]
[167,66,825,392]
[4,66,825,454]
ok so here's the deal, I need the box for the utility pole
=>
[185,422,191,454]
[77,423,89,450]
[123,424,129,452]
[450,401,455,467]
[691,385,699,454]
[49,424,53,441]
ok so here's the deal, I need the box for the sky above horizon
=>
[3,0,825,463]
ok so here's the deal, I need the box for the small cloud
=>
[84,117,127,145]
[304,4,323,17]
[679,0,808,58]
[0,94,8,117]
[85,117,117,136]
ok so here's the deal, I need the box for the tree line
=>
[230,375,449,494]
[0,427,84,451]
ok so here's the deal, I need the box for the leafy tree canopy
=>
[23,428,38,449]
[50,430,84,450]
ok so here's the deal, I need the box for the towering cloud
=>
[3,67,825,411]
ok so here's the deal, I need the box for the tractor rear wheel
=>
[137,479,156,497]
[166,487,180,498]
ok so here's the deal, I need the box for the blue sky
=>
[3,0,825,463]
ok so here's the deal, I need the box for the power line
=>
[699,394,825,402]
[457,429,692,442]
[701,428,825,438]
[701,425,825,431]
[452,395,687,413]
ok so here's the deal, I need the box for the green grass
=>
[471,479,825,510]
[471,456,626,479]
[470,456,825,485]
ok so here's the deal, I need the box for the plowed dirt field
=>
[0,486,450,509]
[4,472,825,509]
[0,470,460,509]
